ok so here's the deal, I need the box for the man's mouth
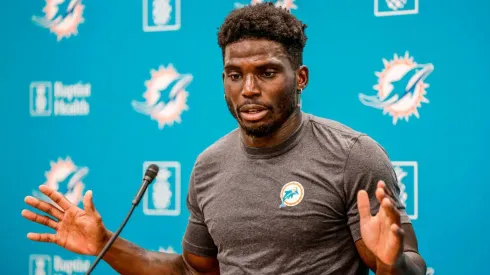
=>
[239,104,269,122]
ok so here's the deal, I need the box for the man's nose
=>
[241,74,260,97]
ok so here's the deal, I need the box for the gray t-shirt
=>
[182,112,410,275]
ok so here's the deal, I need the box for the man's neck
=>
[240,110,302,148]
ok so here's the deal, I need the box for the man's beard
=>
[225,88,297,138]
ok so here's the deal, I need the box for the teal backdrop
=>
[1,0,489,274]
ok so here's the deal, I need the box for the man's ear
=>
[296,65,309,91]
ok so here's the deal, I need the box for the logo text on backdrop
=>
[143,0,181,32]
[33,157,89,207]
[32,0,85,41]
[131,65,192,129]
[29,254,90,275]
[143,161,181,216]
[30,81,91,117]
[374,0,418,17]
[392,161,418,220]
[359,52,434,125]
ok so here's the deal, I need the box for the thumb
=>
[83,190,98,216]
[357,190,372,226]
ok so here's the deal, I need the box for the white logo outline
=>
[142,161,181,216]
[29,254,52,275]
[392,161,418,220]
[143,0,181,32]
[30,82,53,117]
[374,0,419,17]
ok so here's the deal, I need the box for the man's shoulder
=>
[305,113,366,142]
[195,128,240,165]
[302,113,391,163]
[306,114,390,165]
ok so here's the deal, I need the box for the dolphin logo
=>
[359,52,434,124]
[279,182,304,208]
[132,65,193,129]
[51,0,79,23]
[359,63,434,109]
[280,187,299,208]
[32,0,80,28]
[32,0,85,41]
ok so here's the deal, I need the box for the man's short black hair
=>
[217,2,308,69]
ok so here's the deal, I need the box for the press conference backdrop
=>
[1,0,488,274]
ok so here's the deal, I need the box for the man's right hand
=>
[22,185,109,256]
[22,185,220,275]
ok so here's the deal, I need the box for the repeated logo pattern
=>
[23,1,443,273]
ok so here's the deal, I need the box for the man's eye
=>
[229,73,241,80]
[262,71,276,78]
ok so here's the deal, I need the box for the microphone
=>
[132,164,160,206]
[85,164,160,275]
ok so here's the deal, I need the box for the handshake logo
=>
[29,254,90,275]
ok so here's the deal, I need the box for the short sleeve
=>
[344,135,411,242]
[182,169,218,257]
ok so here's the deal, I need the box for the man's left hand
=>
[357,180,404,268]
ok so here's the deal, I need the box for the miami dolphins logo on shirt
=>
[279,181,304,208]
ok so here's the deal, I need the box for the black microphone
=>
[85,164,160,275]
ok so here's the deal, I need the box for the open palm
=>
[22,185,108,256]
[357,181,404,266]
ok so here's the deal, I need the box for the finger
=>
[378,180,398,203]
[390,223,405,239]
[376,185,397,208]
[383,186,395,199]
[83,190,99,218]
[21,209,58,230]
[24,196,64,220]
[382,198,401,225]
[378,180,394,199]
[378,180,394,198]
[376,186,385,203]
[357,190,372,225]
[27,232,57,243]
[380,187,398,209]
[39,185,73,210]
[387,224,404,252]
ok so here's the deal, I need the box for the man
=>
[21,3,426,275]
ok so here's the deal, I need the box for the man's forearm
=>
[376,251,427,275]
[101,230,193,275]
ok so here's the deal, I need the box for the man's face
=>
[223,39,299,138]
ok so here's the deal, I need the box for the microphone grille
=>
[144,164,160,182]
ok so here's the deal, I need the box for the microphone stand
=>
[84,203,137,274]
[85,165,159,274]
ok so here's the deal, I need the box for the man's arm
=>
[101,230,220,275]
[341,135,426,275]
[355,223,426,275]
[100,161,220,275]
